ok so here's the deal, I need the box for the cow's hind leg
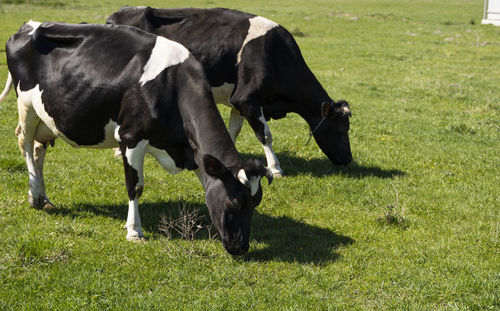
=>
[257,113,283,177]
[17,120,57,209]
[17,101,50,209]
[235,106,283,177]
[228,108,245,143]
[230,75,283,177]
[120,140,147,241]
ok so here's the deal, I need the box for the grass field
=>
[0,0,498,309]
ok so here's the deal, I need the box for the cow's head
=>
[312,100,352,165]
[202,155,272,256]
[106,6,150,30]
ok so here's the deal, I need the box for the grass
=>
[0,0,498,309]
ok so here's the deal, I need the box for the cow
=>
[1,21,273,256]
[106,7,353,177]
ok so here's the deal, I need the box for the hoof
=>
[127,236,146,243]
[271,168,284,178]
[273,171,284,178]
[42,200,56,210]
[29,194,53,210]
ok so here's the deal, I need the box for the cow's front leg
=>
[246,110,283,178]
[120,140,147,241]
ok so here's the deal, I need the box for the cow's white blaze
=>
[27,20,41,35]
[139,36,190,86]
[237,16,278,63]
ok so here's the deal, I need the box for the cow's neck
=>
[183,101,242,175]
[292,71,331,128]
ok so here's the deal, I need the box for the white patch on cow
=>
[237,16,278,63]
[146,145,183,175]
[211,83,234,105]
[19,85,120,148]
[238,168,249,185]
[114,125,121,142]
[125,140,148,173]
[139,36,190,86]
[17,83,77,146]
[27,20,41,35]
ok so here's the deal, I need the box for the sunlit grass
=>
[0,0,498,309]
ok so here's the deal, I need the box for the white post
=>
[482,0,500,26]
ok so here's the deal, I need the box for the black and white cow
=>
[107,7,353,177]
[1,21,272,255]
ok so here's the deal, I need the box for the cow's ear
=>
[336,100,352,117]
[322,102,333,118]
[149,8,185,25]
[203,154,228,179]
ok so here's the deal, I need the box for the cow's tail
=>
[0,72,13,104]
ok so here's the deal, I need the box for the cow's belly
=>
[19,84,120,149]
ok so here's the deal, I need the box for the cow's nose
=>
[223,239,249,256]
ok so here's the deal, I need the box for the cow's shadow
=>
[241,151,404,178]
[47,200,353,264]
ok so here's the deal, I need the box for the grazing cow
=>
[107,7,353,177]
[2,21,272,255]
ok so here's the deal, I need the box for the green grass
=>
[0,0,498,309]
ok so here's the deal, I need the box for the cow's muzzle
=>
[222,238,249,256]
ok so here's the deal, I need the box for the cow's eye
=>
[225,198,240,210]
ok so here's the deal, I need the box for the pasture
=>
[0,0,498,309]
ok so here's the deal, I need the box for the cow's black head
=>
[202,155,272,256]
[106,6,150,30]
[312,100,352,165]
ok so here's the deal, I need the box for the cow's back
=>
[6,22,189,147]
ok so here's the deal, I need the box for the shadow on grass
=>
[241,151,404,178]
[47,200,353,264]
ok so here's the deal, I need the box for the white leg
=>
[126,198,143,241]
[32,141,54,208]
[122,140,148,241]
[259,114,283,177]
[114,147,122,158]
[17,100,49,208]
[228,108,245,143]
